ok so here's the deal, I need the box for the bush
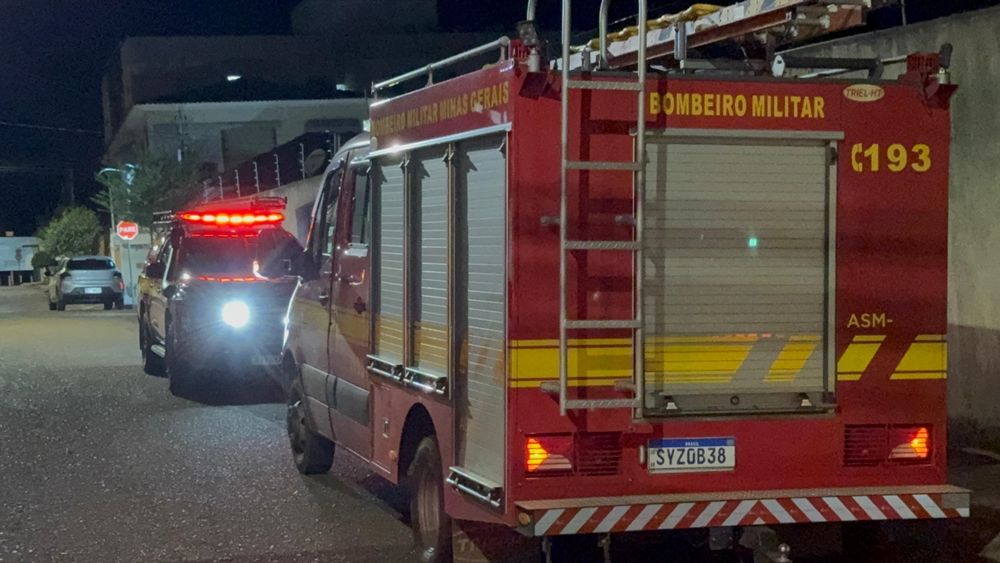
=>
[30,250,57,270]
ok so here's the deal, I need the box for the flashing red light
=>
[180,211,284,227]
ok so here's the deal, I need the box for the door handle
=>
[318,291,330,306]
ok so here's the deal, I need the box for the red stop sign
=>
[116,220,139,240]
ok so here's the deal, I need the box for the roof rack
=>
[564,0,885,73]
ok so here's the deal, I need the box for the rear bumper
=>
[516,485,970,536]
[63,287,122,303]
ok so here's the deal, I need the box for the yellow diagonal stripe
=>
[765,342,817,382]
[891,335,947,380]
[836,335,885,382]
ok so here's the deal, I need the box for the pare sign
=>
[116,220,140,240]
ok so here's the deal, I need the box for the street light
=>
[95,164,139,308]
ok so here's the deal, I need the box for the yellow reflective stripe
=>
[853,335,887,343]
[836,335,885,381]
[765,341,818,382]
[891,336,947,380]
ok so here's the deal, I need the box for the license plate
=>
[84,288,102,295]
[648,437,736,474]
[251,354,281,366]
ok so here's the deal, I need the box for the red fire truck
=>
[281,1,966,560]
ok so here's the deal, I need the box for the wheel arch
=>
[398,403,437,480]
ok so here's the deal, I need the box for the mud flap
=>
[453,520,540,563]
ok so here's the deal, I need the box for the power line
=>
[0,120,101,135]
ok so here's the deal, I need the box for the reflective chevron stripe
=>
[528,492,968,536]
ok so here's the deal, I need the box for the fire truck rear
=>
[284,0,967,560]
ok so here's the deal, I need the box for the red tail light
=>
[889,426,931,462]
[525,435,573,473]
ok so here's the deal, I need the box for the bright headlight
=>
[221,300,251,329]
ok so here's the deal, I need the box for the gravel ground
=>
[1,284,999,563]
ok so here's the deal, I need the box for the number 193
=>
[850,143,931,173]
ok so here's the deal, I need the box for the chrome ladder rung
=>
[565,160,641,171]
[565,319,641,330]
[564,240,639,251]
[566,79,643,91]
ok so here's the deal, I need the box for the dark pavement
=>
[1,284,999,563]
[0,286,415,563]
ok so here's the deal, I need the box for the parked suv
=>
[47,256,125,311]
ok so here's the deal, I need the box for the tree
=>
[93,153,203,231]
[38,207,102,257]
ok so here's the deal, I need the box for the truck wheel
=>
[48,299,56,311]
[103,300,113,310]
[408,436,451,563]
[286,379,334,474]
[56,297,66,311]
[114,296,124,310]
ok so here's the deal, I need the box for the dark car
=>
[137,198,302,396]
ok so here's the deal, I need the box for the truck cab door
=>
[290,167,343,438]
[328,159,373,459]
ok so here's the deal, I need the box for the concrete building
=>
[790,6,1000,426]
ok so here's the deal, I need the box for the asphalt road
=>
[1,284,999,563]
[0,285,415,563]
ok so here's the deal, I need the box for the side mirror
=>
[145,262,166,279]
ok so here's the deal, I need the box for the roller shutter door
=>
[412,149,449,374]
[644,140,829,397]
[375,159,405,363]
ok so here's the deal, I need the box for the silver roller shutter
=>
[413,149,449,374]
[457,136,506,484]
[375,159,405,363]
[644,140,829,398]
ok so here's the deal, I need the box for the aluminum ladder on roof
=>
[554,0,648,415]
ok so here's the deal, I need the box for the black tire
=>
[286,379,334,474]
[140,316,165,377]
[56,297,66,311]
[114,296,125,310]
[103,300,113,310]
[48,299,56,311]
[408,436,451,563]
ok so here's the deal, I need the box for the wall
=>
[791,6,1000,425]
[0,237,38,272]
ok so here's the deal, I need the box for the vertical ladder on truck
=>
[557,0,648,415]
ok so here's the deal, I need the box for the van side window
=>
[322,169,343,257]
[350,167,371,245]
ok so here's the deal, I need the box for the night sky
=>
[0,0,996,236]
